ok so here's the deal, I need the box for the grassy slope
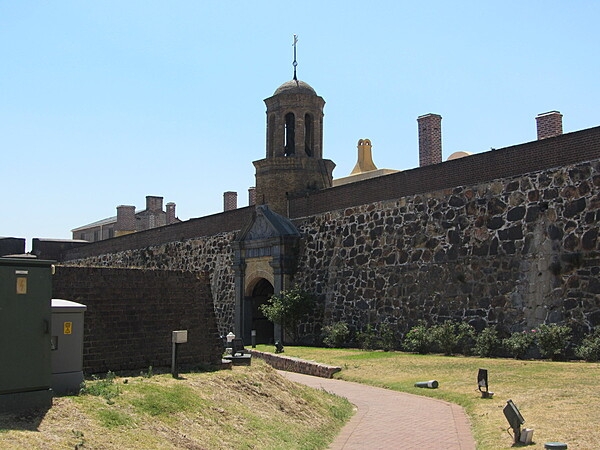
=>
[0,360,352,450]
[263,346,599,449]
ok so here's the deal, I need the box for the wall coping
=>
[250,350,341,378]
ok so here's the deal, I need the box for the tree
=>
[259,285,314,344]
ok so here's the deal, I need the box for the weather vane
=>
[292,34,298,81]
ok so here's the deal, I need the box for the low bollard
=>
[414,380,439,389]
[544,443,567,450]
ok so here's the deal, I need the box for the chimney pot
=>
[116,205,136,235]
[536,111,563,140]
[146,196,164,211]
[248,187,256,207]
[417,113,443,167]
[224,191,238,211]
[166,202,176,225]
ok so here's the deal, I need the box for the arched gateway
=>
[232,205,301,344]
[247,278,274,344]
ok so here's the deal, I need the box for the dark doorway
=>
[250,279,274,344]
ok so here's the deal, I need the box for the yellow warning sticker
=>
[63,322,73,335]
[16,277,27,294]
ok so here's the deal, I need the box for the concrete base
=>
[52,371,84,396]
[0,389,53,414]
[223,354,252,366]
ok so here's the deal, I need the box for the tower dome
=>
[273,79,317,96]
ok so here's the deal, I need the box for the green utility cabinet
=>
[0,257,54,413]
[51,299,87,394]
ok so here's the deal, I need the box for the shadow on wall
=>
[52,266,223,374]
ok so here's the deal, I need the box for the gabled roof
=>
[71,215,118,232]
[235,205,300,242]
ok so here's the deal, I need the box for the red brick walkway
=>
[280,371,476,450]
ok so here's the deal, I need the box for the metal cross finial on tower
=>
[292,34,298,81]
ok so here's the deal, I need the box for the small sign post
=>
[171,330,188,378]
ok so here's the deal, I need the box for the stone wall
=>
[58,131,600,346]
[250,350,341,378]
[53,266,223,374]
[293,159,600,342]
[61,233,238,336]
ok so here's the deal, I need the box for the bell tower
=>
[253,37,335,216]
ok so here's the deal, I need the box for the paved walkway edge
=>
[279,370,476,450]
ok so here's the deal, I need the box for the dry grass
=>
[265,346,599,449]
[0,360,352,450]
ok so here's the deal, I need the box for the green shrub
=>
[503,330,536,359]
[430,321,460,355]
[402,321,433,354]
[356,324,381,350]
[379,323,397,352]
[575,328,600,362]
[456,322,477,356]
[536,324,572,361]
[322,322,350,348]
[430,320,475,356]
[474,328,500,358]
[354,323,397,351]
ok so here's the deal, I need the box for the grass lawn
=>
[0,360,352,450]
[257,345,600,449]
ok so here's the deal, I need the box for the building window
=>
[267,114,275,158]
[304,113,313,156]
[284,112,295,155]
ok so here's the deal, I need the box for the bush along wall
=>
[344,320,599,362]
[53,266,224,374]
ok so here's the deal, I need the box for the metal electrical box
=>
[0,257,54,413]
[172,330,188,344]
[51,299,87,395]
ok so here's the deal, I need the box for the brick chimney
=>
[224,191,237,211]
[417,113,442,167]
[248,187,256,207]
[146,196,163,211]
[115,205,136,237]
[536,111,563,140]
[166,202,176,224]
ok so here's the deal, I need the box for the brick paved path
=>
[280,371,476,450]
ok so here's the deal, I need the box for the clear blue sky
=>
[2,1,599,247]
